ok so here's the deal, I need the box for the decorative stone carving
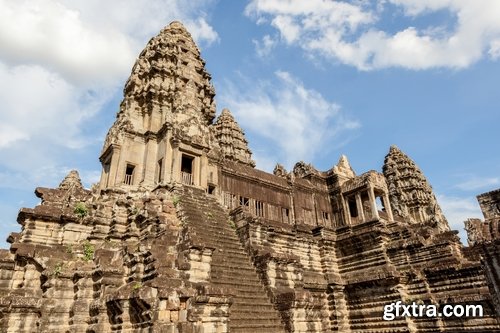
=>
[212,108,255,167]
[273,163,288,178]
[332,155,355,179]
[59,170,83,191]
[292,161,318,178]
[383,145,449,232]
[464,189,500,245]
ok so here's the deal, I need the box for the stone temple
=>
[1,21,500,332]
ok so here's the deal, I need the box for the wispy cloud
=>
[219,71,360,170]
[253,35,277,58]
[245,0,500,70]
[455,176,500,191]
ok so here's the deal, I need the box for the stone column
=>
[367,185,380,220]
[199,150,208,190]
[141,134,158,186]
[171,142,180,183]
[164,132,173,183]
[109,146,122,187]
[355,193,365,223]
[383,194,394,221]
[342,196,351,226]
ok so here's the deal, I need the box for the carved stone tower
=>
[212,108,255,167]
[383,145,449,232]
[99,21,217,190]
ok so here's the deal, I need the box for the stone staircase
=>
[177,185,286,333]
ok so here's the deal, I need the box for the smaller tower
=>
[212,108,255,167]
[383,145,449,232]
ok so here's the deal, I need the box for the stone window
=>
[239,196,249,208]
[255,200,264,217]
[348,197,358,218]
[181,154,194,185]
[223,192,237,209]
[124,164,135,185]
[207,185,215,195]
[282,208,290,223]
[322,212,329,222]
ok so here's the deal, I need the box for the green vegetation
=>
[129,205,139,215]
[133,282,142,290]
[65,244,73,254]
[228,219,236,229]
[54,263,63,277]
[172,195,181,207]
[74,202,88,218]
[83,241,95,261]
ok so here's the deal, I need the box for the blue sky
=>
[1,0,499,246]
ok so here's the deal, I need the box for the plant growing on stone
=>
[83,241,95,261]
[129,205,139,215]
[74,202,88,218]
[66,244,73,254]
[172,195,180,207]
[133,282,142,290]
[54,263,63,277]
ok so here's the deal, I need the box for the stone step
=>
[229,321,284,331]
[178,186,285,332]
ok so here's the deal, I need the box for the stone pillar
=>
[120,300,133,331]
[199,151,208,190]
[355,193,365,223]
[342,196,351,226]
[171,142,180,183]
[383,194,394,221]
[368,185,380,220]
[109,146,121,187]
[164,132,173,183]
[141,134,158,186]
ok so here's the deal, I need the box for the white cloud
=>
[437,193,483,244]
[245,0,500,70]
[0,0,218,85]
[489,39,500,59]
[455,176,500,191]
[219,71,360,170]
[0,63,109,150]
[253,35,277,57]
[0,0,218,170]
[0,0,218,191]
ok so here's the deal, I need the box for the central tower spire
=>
[99,21,217,190]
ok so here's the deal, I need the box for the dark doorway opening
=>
[181,155,194,185]
[124,164,135,185]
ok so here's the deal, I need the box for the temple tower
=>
[383,145,449,232]
[99,21,216,190]
[212,108,255,167]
